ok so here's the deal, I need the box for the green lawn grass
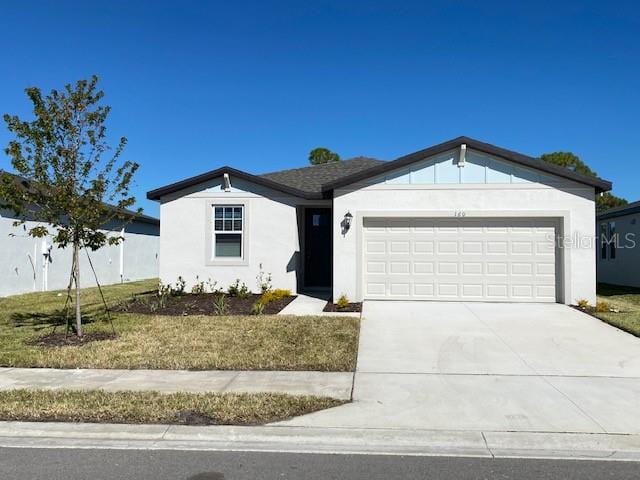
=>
[596,283,640,337]
[0,280,360,371]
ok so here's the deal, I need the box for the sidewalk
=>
[279,292,360,317]
[0,368,353,400]
[1,421,639,461]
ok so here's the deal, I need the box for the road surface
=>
[0,448,638,479]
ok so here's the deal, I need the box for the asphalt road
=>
[0,448,638,480]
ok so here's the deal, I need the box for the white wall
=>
[597,212,640,287]
[0,209,159,297]
[333,164,597,305]
[158,177,321,293]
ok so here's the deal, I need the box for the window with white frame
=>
[213,205,243,258]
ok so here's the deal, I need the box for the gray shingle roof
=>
[1,170,159,225]
[148,136,612,201]
[597,200,640,220]
[259,157,385,194]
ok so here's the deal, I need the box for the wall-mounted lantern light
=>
[341,211,353,236]
[344,211,353,229]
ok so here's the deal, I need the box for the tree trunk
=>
[74,242,82,337]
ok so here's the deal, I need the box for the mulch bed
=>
[323,302,362,313]
[28,332,117,347]
[122,293,296,316]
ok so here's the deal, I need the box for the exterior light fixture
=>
[344,211,353,229]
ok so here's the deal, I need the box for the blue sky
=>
[1,1,638,216]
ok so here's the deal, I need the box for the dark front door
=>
[304,208,332,287]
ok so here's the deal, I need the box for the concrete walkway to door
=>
[279,301,640,434]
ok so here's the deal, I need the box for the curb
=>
[0,422,639,461]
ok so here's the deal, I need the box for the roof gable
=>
[147,166,320,200]
[322,137,611,193]
[363,148,574,187]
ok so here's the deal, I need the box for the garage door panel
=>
[366,261,386,274]
[437,241,458,254]
[413,241,434,253]
[389,283,411,296]
[365,240,386,254]
[362,217,558,302]
[414,262,435,274]
[414,283,435,296]
[462,262,483,275]
[438,262,458,274]
[389,261,410,274]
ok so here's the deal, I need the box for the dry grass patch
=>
[595,283,640,337]
[0,280,360,371]
[0,389,344,425]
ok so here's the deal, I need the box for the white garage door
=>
[362,218,558,302]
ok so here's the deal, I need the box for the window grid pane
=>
[214,206,243,232]
[215,233,242,257]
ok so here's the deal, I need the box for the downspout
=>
[41,238,49,292]
[119,227,125,283]
[30,241,37,292]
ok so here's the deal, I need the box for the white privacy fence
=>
[0,212,159,297]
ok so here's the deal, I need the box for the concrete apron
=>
[278,301,640,435]
[1,422,640,461]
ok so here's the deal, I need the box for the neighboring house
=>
[1,176,160,297]
[597,201,640,288]
[148,136,611,305]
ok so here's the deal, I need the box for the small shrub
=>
[157,282,172,308]
[191,277,206,295]
[336,294,350,310]
[257,269,273,293]
[227,279,240,296]
[576,299,590,309]
[205,278,221,294]
[259,288,292,305]
[251,301,265,315]
[212,294,229,316]
[174,276,187,296]
[595,300,611,313]
[228,279,250,299]
[237,283,250,299]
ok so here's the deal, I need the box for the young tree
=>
[541,151,627,212]
[308,147,340,165]
[0,76,140,336]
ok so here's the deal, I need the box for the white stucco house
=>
[148,136,611,305]
[597,201,640,288]
[1,173,160,297]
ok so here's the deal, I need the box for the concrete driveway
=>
[281,301,640,434]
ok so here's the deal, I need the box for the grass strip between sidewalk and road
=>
[0,389,345,426]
